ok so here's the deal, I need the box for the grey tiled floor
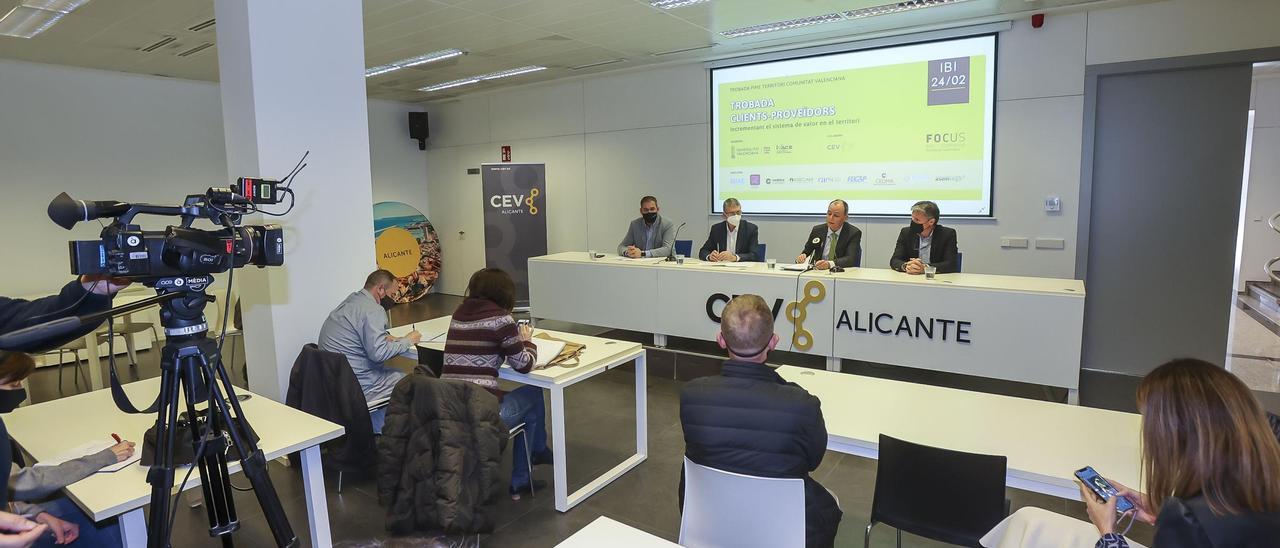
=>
[19,294,1174,547]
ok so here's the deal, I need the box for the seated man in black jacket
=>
[890,200,959,274]
[679,294,842,547]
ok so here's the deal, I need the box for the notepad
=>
[34,440,139,473]
[779,263,811,271]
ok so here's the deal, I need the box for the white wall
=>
[421,0,1280,296]
[1239,76,1280,288]
[0,58,428,298]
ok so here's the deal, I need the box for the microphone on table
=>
[666,222,688,262]
[806,237,820,271]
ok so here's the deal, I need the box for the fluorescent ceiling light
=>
[366,48,466,78]
[843,0,972,19]
[569,58,626,70]
[478,65,546,80]
[419,78,481,93]
[21,0,90,14]
[0,6,64,38]
[650,0,711,8]
[720,13,844,38]
[720,0,974,39]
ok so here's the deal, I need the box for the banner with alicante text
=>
[481,163,547,308]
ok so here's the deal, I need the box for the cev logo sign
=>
[785,280,826,351]
[489,187,541,215]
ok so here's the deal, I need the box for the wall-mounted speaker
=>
[408,112,429,150]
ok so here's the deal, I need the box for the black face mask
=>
[0,388,27,413]
[909,221,925,235]
[642,212,658,224]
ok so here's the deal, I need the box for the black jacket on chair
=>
[679,360,842,547]
[800,223,862,268]
[698,220,761,262]
[890,224,959,273]
[285,344,377,474]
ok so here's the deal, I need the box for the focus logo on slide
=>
[925,132,966,144]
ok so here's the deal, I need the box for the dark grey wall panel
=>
[1082,64,1252,375]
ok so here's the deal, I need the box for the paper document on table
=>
[532,338,566,367]
[779,263,811,271]
[34,440,138,473]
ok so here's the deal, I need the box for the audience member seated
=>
[0,352,134,547]
[984,358,1280,548]
[318,269,421,434]
[678,294,842,547]
[441,268,551,501]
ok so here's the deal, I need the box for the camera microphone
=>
[48,192,130,230]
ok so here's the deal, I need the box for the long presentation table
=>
[778,365,1141,500]
[529,252,1086,401]
[390,316,648,512]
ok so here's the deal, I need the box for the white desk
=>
[557,516,678,547]
[529,252,1085,400]
[5,378,344,547]
[391,316,648,512]
[776,365,1141,500]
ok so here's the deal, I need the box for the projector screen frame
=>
[708,32,1000,219]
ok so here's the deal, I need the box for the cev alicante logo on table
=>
[704,279,827,352]
[489,187,541,215]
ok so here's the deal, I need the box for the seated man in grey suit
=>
[795,199,862,270]
[698,197,760,262]
[890,200,960,274]
[618,195,676,258]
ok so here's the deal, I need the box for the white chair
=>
[678,457,805,548]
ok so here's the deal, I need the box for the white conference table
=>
[390,315,648,512]
[5,378,344,547]
[529,251,1086,401]
[777,365,1142,500]
[557,516,678,547]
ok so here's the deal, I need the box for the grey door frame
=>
[1075,46,1280,279]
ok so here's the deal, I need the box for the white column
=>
[215,0,376,401]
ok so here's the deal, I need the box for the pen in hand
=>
[111,433,122,444]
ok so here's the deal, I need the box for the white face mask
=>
[726,214,742,228]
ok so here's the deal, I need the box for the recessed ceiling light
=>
[651,43,717,56]
[0,6,64,38]
[177,43,214,57]
[478,65,546,80]
[20,0,90,14]
[650,0,711,9]
[720,13,845,38]
[843,0,973,19]
[569,58,627,70]
[419,78,481,93]
[366,48,466,78]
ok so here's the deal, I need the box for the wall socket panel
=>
[1035,238,1066,249]
[1001,237,1030,248]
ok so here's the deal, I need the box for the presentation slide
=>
[711,35,996,216]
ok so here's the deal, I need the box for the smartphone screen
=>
[1075,466,1135,513]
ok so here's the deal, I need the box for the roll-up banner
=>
[481,163,547,308]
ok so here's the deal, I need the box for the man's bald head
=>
[719,294,776,361]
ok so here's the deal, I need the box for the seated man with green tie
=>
[795,199,862,270]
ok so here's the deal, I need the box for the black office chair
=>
[954,252,963,273]
[865,434,1008,548]
[674,239,693,258]
[755,243,767,261]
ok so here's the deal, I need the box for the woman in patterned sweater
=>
[442,268,550,500]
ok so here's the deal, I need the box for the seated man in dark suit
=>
[698,197,760,262]
[679,294,842,547]
[890,200,959,274]
[795,199,861,270]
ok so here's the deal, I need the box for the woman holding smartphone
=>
[985,358,1280,547]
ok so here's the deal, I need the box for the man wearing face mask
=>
[890,201,959,274]
[618,196,676,259]
[318,270,421,434]
[698,198,760,262]
[678,295,842,547]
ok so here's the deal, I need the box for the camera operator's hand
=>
[79,275,131,296]
[33,513,76,545]
[110,440,136,462]
[0,511,46,548]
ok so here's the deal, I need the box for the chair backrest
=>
[870,434,1007,546]
[679,457,805,548]
[854,246,862,268]
[674,239,693,258]
[756,243,767,260]
[955,252,963,273]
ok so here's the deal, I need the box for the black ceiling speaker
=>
[408,112,429,150]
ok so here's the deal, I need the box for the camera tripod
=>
[121,275,296,548]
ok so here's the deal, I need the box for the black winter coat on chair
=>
[285,343,377,475]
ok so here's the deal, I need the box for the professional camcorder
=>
[48,177,287,280]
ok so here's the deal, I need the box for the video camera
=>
[48,177,288,281]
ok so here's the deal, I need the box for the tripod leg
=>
[178,357,238,540]
[145,362,182,548]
